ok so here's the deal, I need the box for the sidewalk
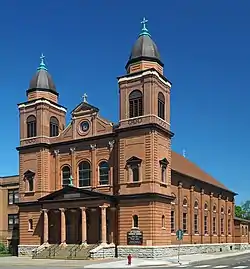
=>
[83,250,250,268]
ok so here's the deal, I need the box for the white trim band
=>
[18,99,67,113]
[118,70,171,88]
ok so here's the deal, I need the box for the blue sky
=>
[0,0,249,204]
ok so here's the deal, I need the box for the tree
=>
[235,205,246,218]
[241,200,250,220]
[235,200,250,220]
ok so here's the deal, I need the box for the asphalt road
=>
[163,253,250,269]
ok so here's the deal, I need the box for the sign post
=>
[176,229,184,264]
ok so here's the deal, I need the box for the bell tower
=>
[17,54,67,202]
[117,18,174,196]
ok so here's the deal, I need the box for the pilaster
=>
[54,150,60,190]
[200,188,204,243]
[90,144,97,187]
[210,192,213,243]
[108,140,115,186]
[178,182,182,230]
[218,194,222,242]
[190,185,194,243]
[70,147,76,185]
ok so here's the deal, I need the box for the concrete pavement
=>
[0,250,250,268]
[165,252,250,269]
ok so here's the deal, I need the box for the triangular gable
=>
[71,101,99,116]
[24,170,35,177]
[38,185,113,202]
[126,156,142,164]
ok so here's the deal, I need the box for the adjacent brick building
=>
[0,19,249,258]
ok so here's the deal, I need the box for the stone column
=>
[200,188,204,243]
[178,182,183,230]
[70,147,76,185]
[80,207,87,244]
[210,192,214,243]
[90,144,97,186]
[54,150,60,189]
[100,205,108,244]
[60,208,66,245]
[42,209,49,244]
[190,186,194,243]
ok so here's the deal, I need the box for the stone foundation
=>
[18,243,250,258]
[117,243,250,258]
[90,244,116,259]
[18,245,40,256]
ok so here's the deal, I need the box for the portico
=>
[39,186,115,245]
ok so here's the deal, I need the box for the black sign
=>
[127,228,143,245]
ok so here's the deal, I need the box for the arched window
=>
[221,207,224,214]
[28,219,33,231]
[129,90,143,118]
[245,226,248,236]
[62,166,71,186]
[194,201,198,209]
[133,215,139,228]
[50,116,59,137]
[162,215,165,228]
[79,161,91,187]
[228,208,231,215]
[158,92,165,120]
[99,161,109,185]
[213,205,217,212]
[27,115,37,138]
[204,203,208,210]
[183,198,188,207]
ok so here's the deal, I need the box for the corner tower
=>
[17,55,66,202]
[117,18,173,195]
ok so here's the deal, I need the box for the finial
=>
[37,53,47,71]
[182,149,186,158]
[82,93,88,103]
[139,17,151,37]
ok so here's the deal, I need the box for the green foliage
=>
[235,200,250,220]
[0,243,9,254]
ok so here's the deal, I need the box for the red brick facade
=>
[1,22,249,253]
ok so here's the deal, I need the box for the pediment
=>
[126,156,142,165]
[38,185,112,202]
[24,170,35,177]
[71,102,99,117]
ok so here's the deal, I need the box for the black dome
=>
[29,69,56,92]
[129,34,161,61]
[27,55,57,95]
[126,19,163,69]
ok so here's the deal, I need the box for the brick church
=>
[3,18,248,258]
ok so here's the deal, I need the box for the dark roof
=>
[126,25,163,69]
[171,151,234,193]
[28,69,56,93]
[27,55,57,94]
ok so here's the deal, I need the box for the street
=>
[163,253,250,269]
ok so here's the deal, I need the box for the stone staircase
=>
[32,244,97,260]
